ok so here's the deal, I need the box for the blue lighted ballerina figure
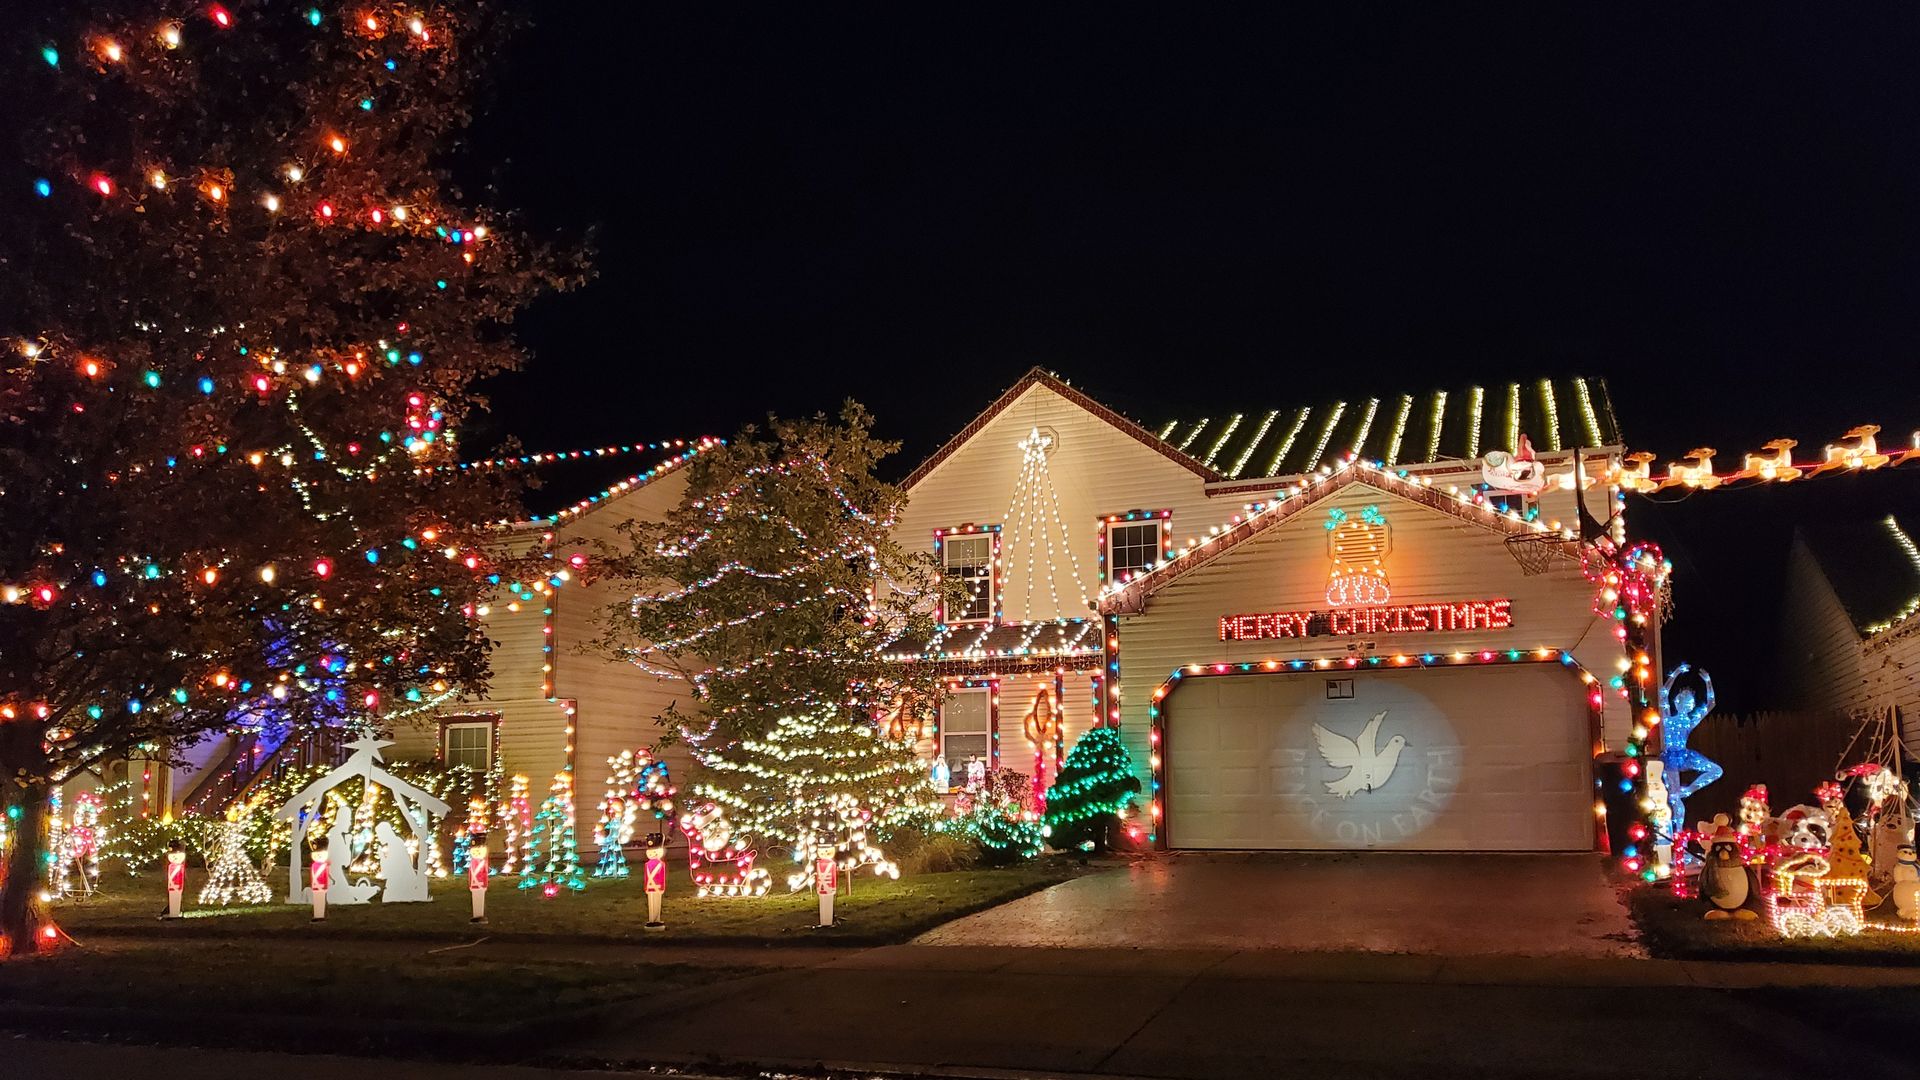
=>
[1658,664,1721,848]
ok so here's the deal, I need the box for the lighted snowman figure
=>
[1894,838,1920,922]
[1325,506,1391,607]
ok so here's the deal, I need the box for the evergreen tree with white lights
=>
[198,811,273,907]
[0,3,580,951]
[1042,726,1141,853]
[697,707,937,852]
[589,407,951,852]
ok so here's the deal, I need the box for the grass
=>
[1629,886,1920,965]
[50,859,1085,945]
[4,861,1088,1055]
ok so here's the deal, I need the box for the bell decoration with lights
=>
[1324,505,1391,607]
[643,834,668,931]
[162,840,187,919]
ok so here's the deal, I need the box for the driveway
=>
[916,851,1641,957]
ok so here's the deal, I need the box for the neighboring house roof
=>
[902,368,1621,492]
[1156,376,1622,481]
[1100,460,1572,616]
[1797,517,1920,636]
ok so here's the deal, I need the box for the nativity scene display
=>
[272,738,451,906]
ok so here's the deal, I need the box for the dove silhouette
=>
[1311,711,1407,797]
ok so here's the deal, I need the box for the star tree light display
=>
[589,407,949,861]
[0,2,579,952]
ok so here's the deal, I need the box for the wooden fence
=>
[1685,709,1866,820]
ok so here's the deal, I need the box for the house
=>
[133,366,1648,861]
[892,368,1642,851]
[1774,516,1920,759]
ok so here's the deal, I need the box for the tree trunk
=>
[0,782,54,957]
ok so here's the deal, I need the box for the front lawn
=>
[51,859,1086,946]
[1630,887,1920,965]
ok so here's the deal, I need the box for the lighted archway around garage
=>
[1153,656,1600,851]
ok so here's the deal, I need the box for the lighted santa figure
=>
[162,839,187,919]
[643,833,668,931]
[467,839,489,924]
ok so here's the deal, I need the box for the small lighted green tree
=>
[1042,727,1141,853]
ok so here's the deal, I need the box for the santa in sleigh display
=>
[677,803,771,897]
[1480,434,1547,497]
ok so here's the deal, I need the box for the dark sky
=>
[464,7,1920,708]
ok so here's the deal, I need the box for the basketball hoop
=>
[1505,532,1574,576]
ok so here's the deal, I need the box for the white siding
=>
[553,471,701,802]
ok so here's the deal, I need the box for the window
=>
[939,689,992,784]
[943,534,995,622]
[1106,520,1164,583]
[442,720,495,771]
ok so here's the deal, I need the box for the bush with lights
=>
[1042,726,1141,854]
[0,2,580,951]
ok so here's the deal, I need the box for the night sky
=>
[465,7,1920,707]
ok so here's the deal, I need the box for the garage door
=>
[1166,665,1591,851]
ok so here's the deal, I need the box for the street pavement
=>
[562,944,1920,1079]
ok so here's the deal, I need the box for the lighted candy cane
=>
[1657,664,1721,867]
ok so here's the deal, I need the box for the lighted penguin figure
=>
[1893,840,1920,922]
[1657,664,1721,868]
[1697,821,1754,920]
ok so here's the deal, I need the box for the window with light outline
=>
[1098,510,1171,586]
[934,524,1000,623]
[939,684,996,785]
[441,717,497,771]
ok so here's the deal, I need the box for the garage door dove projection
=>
[1311,712,1408,798]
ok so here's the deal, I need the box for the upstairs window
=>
[1105,520,1165,584]
[943,533,995,622]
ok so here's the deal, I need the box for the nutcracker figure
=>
[814,842,839,927]
[308,834,330,922]
[468,839,490,923]
[643,833,667,930]
[162,839,187,919]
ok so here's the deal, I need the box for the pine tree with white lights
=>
[696,707,937,851]
[589,407,952,851]
[0,2,580,951]
[1042,726,1141,853]
[198,813,272,907]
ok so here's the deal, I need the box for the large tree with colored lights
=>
[0,2,581,954]
[587,406,951,847]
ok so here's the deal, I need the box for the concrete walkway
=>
[916,851,1640,957]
